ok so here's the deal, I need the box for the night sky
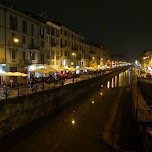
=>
[6,0,152,61]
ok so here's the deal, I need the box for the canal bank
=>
[0,66,130,137]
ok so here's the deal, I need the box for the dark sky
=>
[7,0,152,61]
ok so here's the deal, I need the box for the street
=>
[0,68,136,152]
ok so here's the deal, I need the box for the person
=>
[10,79,14,87]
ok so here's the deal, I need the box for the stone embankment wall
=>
[137,80,152,100]
[0,66,130,136]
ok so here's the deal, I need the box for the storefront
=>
[0,64,6,85]
[28,64,46,79]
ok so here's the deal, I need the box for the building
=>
[59,25,85,68]
[141,50,152,73]
[0,1,112,83]
[46,20,61,68]
[0,2,48,79]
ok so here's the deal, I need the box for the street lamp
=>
[13,38,19,43]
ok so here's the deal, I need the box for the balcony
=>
[28,45,39,50]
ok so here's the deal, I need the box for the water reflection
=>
[107,81,110,89]
[107,69,132,89]
[111,78,114,88]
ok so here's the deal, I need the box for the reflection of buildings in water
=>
[111,78,114,88]
[107,81,110,89]
[115,76,117,87]
[107,69,132,89]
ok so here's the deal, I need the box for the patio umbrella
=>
[80,67,89,70]
[55,67,68,71]
[29,68,56,73]
[96,67,103,70]
[14,72,28,77]
[88,67,95,70]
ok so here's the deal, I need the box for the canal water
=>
[0,68,134,152]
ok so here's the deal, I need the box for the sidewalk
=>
[132,75,152,122]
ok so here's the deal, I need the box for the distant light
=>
[100,93,103,95]
[92,101,94,104]
[72,120,75,125]
[101,84,103,87]
[101,58,103,60]
[92,57,94,59]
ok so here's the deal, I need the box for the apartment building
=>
[59,25,85,68]
[0,2,48,76]
[141,50,152,73]
[46,20,61,68]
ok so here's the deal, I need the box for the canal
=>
[0,68,136,152]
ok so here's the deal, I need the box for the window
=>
[65,30,67,36]
[51,28,55,36]
[40,27,44,39]
[61,39,62,45]
[10,15,17,31]
[47,36,50,43]
[12,50,16,59]
[31,38,34,47]
[31,24,34,36]
[65,40,67,46]
[51,51,54,59]
[40,53,44,62]
[56,30,59,37]
[68,51,70,57]
[61,50,62,56]
[41,41,44,48]
[80,45,81,50]
[23,51,25,59]
[12,33,15,39]
[10,67,17,72]
[65,50,67,56]
[68,32,70,37]
[30,52,35,60]
[23,20,27,34]
[56,51,59,57]
[75,35,76,40]
[47,26,50,34]
[22,36,26,44]
[61,29,62,34]
[72,34,73,39]
[68,42,70,47]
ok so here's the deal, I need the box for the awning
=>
[0,72,28,77]
[88,67,95,70]
[29,68,56,73]
[55,67,68,71]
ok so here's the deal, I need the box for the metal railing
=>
[0,71,108,101]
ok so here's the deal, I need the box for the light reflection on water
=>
[107,68,132,88]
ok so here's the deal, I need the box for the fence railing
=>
[0,72,108,100]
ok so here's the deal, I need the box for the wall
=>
[137,79,152,100]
